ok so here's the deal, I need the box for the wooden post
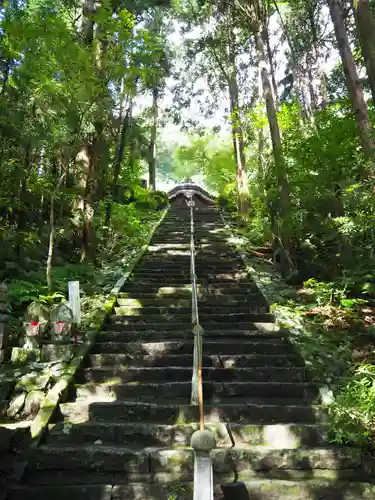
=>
[68,281,81,326]
[0,282,8,362]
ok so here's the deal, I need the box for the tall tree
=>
[351,0,375,104]
[327,0,375,165]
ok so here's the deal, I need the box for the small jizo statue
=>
[50,302,73,341]
[24,302,50,349]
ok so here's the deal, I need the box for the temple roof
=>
[167,181,216,204]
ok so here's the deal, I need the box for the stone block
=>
[150,449,194,474]
[40,344,75,362]
[16,373,49,392]
[23,390,45,419]
[11,347,40,364]
[6,393,26,418]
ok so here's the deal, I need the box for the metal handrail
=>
[186,195,204,432]
[185,197,215,500]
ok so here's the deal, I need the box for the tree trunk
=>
[272,0,306,123]
[82,0,95,45]
[254,21,292,271]
[328,0,375,164]
[105,101,133,226]
[148,86,158,191]
[351,0,375,104]
[46,173,66,293]
[228,29,249,216]
[263,24,278,105]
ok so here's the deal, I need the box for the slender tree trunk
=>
[351,0,375,104]
[263,25,278,105]
[253,20,292,271]
[227,28,249,216]
[272,0,306,123]
[148,87,158,191]
[46,173,66,293]
[327,0,375,164]
[105,101,133,226]
[1,60,10,95]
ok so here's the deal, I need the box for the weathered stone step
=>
[97,330,279,342]
[122,282,261,293]
[47,421,328,449]
[10,479,375,500]
[130,271,251,281]
[61,401,327,424]
[92,339,294,355]
[118,288,193,298]
[103,322,277,333]
[215,479,375,500]
[126,277,191,285]
[138,258,241,267]
[116,296,268,308]
[88,353,303,368]
[18,468,373,488]
[117,290,263,301]
[28,444,361,476]
[75,381,315,402]
[79,366,305,384]
[114,304,269,316]
[107,313,274,326]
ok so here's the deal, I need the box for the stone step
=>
[46,421,328,449]
[88,353,304,368]
[114,305,269,316]
[117,290,263,300]
[215,480,375,500]
[60,401,327,424]
[10,479,375,500]
[118,288,193,299]
[126,277,192,284]
[27,444,361,476]
[103,322,277,333]
[129,271,251,281]
[24,467,369,487]
[74,381,316,402]
[138,258,242,266]
[107,313,274,326]
[116,296,268,307]
[96,330,280,342]
[79,366,305,384]
[92,339,295,355]
[137,256,242,265]
[121,282,262,292]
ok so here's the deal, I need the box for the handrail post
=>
[191,428,216,500]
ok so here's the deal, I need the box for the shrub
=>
[217,193,237,212]
[150,190,169,210]
[133,187,157,210]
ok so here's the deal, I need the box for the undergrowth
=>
[230,219,375,449]
[5,203,161,344]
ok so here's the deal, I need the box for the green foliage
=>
[167,484,186,500]
[132,186,169,210]
[151,190,169,209]
[329,364,375,446]
[217,193,237,212]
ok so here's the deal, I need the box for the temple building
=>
[167,180,216,208]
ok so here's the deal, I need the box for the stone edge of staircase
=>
[8,208,169,482]
[218,211,322,388]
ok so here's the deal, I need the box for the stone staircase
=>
[7,207,375,499]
